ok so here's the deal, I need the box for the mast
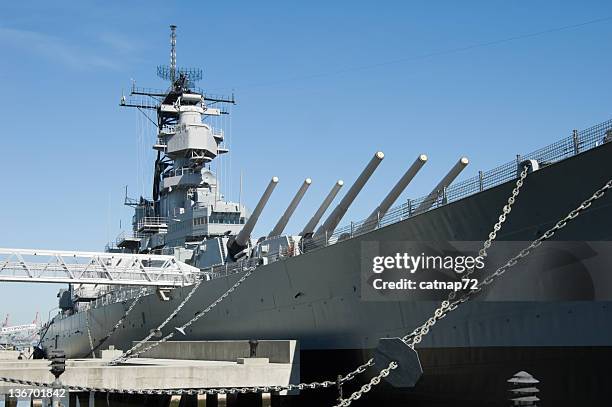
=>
[119,25,240,253]
[169,25,177,83]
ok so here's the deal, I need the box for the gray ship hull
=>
[43,142,612,404]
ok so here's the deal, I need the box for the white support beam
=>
[0,248,201,287]
[0,324,37,334]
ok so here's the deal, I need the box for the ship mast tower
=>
[118,25,241,253]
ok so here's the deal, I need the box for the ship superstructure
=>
[117,26,252,267]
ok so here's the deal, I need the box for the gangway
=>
[0,248,201,287]
[0,324,37,335]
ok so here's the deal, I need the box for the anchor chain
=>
[84,312,95,359]
[0,376,338,395]
[84,287,148,357]
[449,165,529,301]
[338,360,375,384]
[333,165,529,406]
[335,177,612,406]
[402,165,529,347]
[112,263,258,364]
[111,277,205,364]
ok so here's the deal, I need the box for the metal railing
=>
[137,217,169,230]
[81,286,156,312]
[162,167,197,179]
[115,231,145,246]
[160,124,176,135]
[0,248,201,287]
[300,119,612,252]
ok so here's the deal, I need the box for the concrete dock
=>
[0,340,300,406]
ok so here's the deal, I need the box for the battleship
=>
[3,26,611,405]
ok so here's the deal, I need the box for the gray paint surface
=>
[43,142,612,359]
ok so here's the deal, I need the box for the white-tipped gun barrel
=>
[313,151,385,240]
[414,157,469,214]
[358,154,428,233]
[268,178,312,237]
[227,176,279,260]
[300,180,344,236]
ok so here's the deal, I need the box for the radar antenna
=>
[156,25,202,88]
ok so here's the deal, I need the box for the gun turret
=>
[313,152,384,240]
[414,157,469,214]
[300,180,344,237]
[227,176,279,260]
[358,154,427,233]
[268,178,312,237]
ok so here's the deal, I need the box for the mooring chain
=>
[111,278,205,364]
[0,373,339,395]
[405,165,529,347]
[460,177,612,300]
[450,165,529,299]
[336,361,399,407]
[333,167,530,406]
[334,177,612,407]
[112,265,257,364]
[408,176,612,348]
[84,311,95,359]
[338,359,376,384]
[85,287,148,357]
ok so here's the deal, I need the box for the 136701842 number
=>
[8,388,66,398]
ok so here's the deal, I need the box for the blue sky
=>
[1,1,611,324]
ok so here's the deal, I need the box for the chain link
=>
[334,362,398,407]
[84,287,148,358]
[112,279,204,363]
[457,178,612,302]
[338,359,374,384]
[0,376,338,395]
[405,165,529,347]
[407,177,611,344]
[84,311,95,358]
[112,264,257,364]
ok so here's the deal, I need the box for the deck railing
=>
[300,119,612,252]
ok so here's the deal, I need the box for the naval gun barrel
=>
[313,151,384,240]
[300,180,344,236]
[227,176,279,260]
[414,157,469,214]
[358,154,427,233]
[268,178,312,237]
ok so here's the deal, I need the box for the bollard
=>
[49,350,66,407]
[168,395,181,407]
[196,394,207,407]
[217,394,227,407]
[249,340,259,358]
[261,392,271,407]
[508,371,540,406]
[30,396,43,407]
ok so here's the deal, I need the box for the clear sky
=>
[1,1,611,324]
